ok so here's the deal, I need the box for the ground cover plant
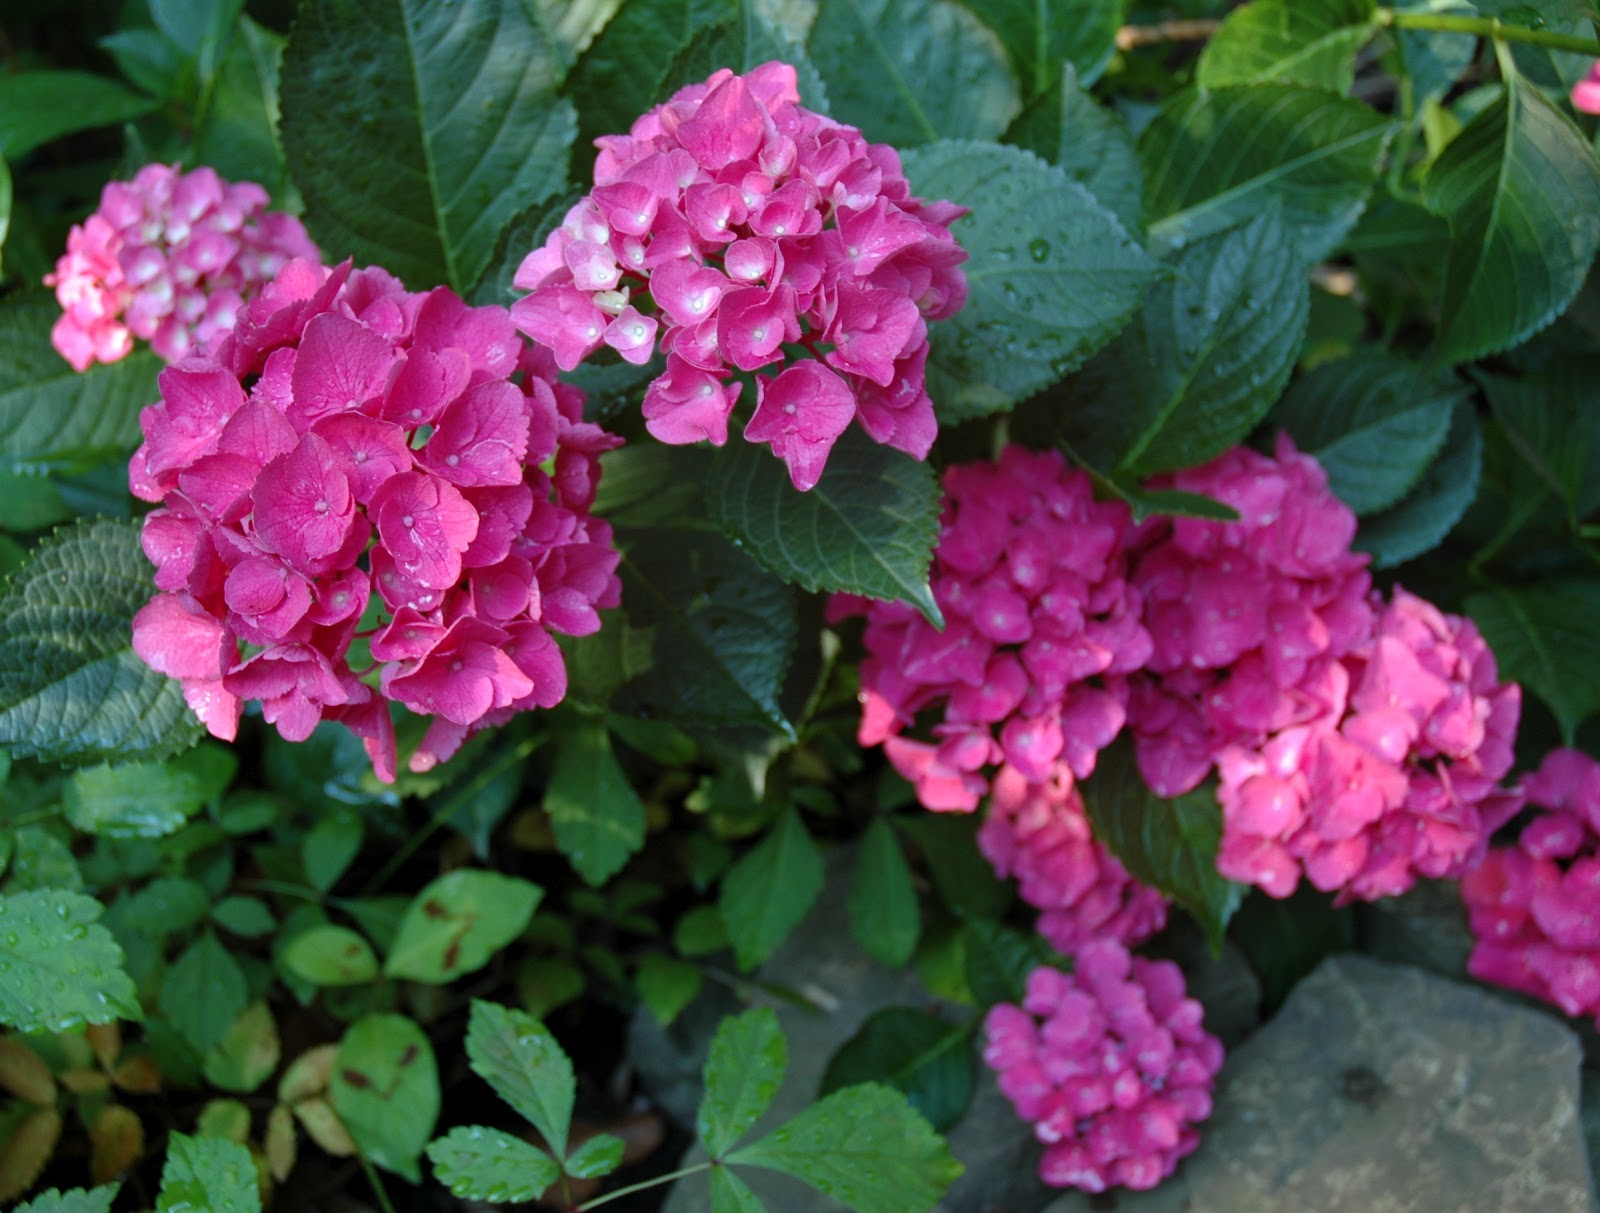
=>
[4,0,1600,1208]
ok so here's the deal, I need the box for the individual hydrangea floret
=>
[1464,748,1600,1023]
[511,61,968,491]
[833,445,1151,813]
[130,258,622,780]
[44,163,319,370]
[984,942,1223,1193]
[979,763,1168,954]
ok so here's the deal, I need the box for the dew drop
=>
[1028,237,1051,262]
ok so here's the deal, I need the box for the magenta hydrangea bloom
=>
[44,163,319,371]
[1575,63,1600,114]
[130,258,622,780]
[984,942,1223,1193]
[511,61,968,491]
[979,763,1168,954]
[1464,748,1600,1023]
[833,445,1150,813]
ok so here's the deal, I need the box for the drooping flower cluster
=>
[834,445,1150,813]
[45,163,319,371]
[984,942,1223,1193]
[129,258,622,780]
[978,763,1168,954]
[512,61,968,491]
[1464,749,1600,1023]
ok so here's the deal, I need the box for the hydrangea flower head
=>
[130,258,622,780]
[1575,63,1600,114]
[511,62,968,490]
[834,445,1150,812]
[44,163,320,370]
[984,942,1223,1193]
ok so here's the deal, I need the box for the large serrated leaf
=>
[1356,401,1481,568]
[280,0,576,293]
[0,890,139,1033]
[1142,84,1393,261]
[709,429,942,624]
[699,1006,786,1157]
[1005,63,1142,235]
[820,1008,974,1132]
[543,717,646,886]
[1466,579,1600,743]
[1273,352,1466,516]
[529,0,624,76]
[14,1189,118,1213]
[661,0,829,109]
[956,0,1125,96]
[1197,0,1377,93]
[1422,77,1600,364]
[465,1000,574,1158]
[718,807,823,970]
[426,1126,560,1201]
[902,140,1155,422]
[385,870,542,982]
[156,1133,260,1213]
[808,0,1019,146]
[330,1014,440,1181]
[1477,358,1600,523]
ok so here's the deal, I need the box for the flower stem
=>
[1378,8,1600,57]
[357,1150,399,1213]
[575,1162,714,1210]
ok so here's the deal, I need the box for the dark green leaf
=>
[331,1014,440,1181]
[1197,0,1377,93]
[0,72,159,160]
[1478,358,1600,522]
[676,904,731,955]
[0,890,139,1033]
[529,0,624,75]
[213,895,275,938]
[192,18,290,195]
[302,814,363,892]
[117,876,210,936]
[821,1009,974,1132]
[280,0,577,293]
[1005,63,1141,234]
[1229,885,1353,1012]
[283,925,381,986]
[699,1005,786,1157]
[467,188,578,306]
[896,814,1012,921]
[1356,402,1482,568]
[385,870,542,982]
[902,140,1155,422]
[161,931,246,1053]
[660,0,829,107]
[1388,0,1476,104]
[1466,579,1600,742]
[544,716,647,886]
[565,1132,625,1179]
[439,733,538,856]
[0,158,11,280]
[962,918,1053,1007]
[156,1133,260,1213]
[718,807,823,970]
[636,953,703,1026]
[465,1000,573,1158]
[848,817,921,967]
[957,0,1125,95]
[14,1189,118,1213]
[426,1126,560,1201]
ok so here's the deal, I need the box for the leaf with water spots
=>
[465,1000,575,1158]
[426,1126,560,1202]
[156,1133,261,1213]
[0,890,139,1035]
[699,1006,787,1157]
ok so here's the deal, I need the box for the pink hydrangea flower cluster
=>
[511,62,968,491]
[1464,748,1600,1023]
[979,763,1168,954]
[129,258,622,780]
[984,942,1223,1193]
[1574,63,1600,114]
[833,445,1151,813]
[44,163,319,371]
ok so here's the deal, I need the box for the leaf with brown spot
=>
[0,1038,55,1104]
[90,1102,144,1184]
[384,870,541,984]
[278,1044,338,1104]
[0,1106,61,1203]
[266,1104,297,1182]
[111,1053,162,1094]
[293,1096,356,1157]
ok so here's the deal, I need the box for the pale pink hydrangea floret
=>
[979,763,1168,954]
[833,445,1151,813]
[44,163,319,370]
[984,942,1223,1194]
[130,258,623,781]
[510,61,968,491]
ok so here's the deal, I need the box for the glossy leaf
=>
[426,1126,560,1201]
[465,1000,574,1158]
[385,870,542,983]
[64,749,228,838]
[544,717,647,886]
[820,1009,974,1131]
[203,1002,281,1093]
[1466,579,1600,743]
[156,1133,260,1213]
[699,1005,786,1157]
[565,1132,625,1179]
[1004,63,1141,234]
[1197,0,1377,93]
[718,807,824,970]
[330,1015,440,1181]
[0,890,139,1033]
[1478,358,1600,522]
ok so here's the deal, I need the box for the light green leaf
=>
[117,876,211,936]
[698,1006,786,1157]
[1005,63,1141,234]
[957,0,1125,94]
[848,817,920,967]
[426,1126,560,1201]
[161,931,246,1053]
[0,890,139,1033]
[712,1167,769,1213]
[0,72,159,160]
[156,1133,261,1213]
[1466,579,1600,743]
[809,0,1019,146]
[280,0,577,293]
[302,814,363,892]
[902,140,1155,422]
[283,925,381,986]
[14,1189,118,1213]
[636,953,703,1026]
[1197,0,1377,93]
[330,1014,440,1182]
[729,1083,962,1212]
[718,807,823,970]
[465,1000,574,1158]
[544,717,647,886]
[1356,402,1482,568]
[565,1132,625,1179]
[530,0,624,75]
[1422,76,1600,364]
[709,429,943,625]
[203,1001,281,1093]
[64,757,216,838]
[0,517,203,766]
[1273,352,1466,516]
[213,895,275,938]
[821,1009,973,1132]
[1142,84,1393,261]
[385,869,542,983]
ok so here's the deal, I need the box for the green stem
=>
[575,1161,713,1210]
[357,1150,399,1213]
[1378,8,1600,56]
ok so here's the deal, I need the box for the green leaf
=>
[385,869,542,983]
[213,895,275,937]
[1004,63,1141,235]
[0,157,11,281]
[821,1009,974,1132]
[660,0,829,107]
[709,429,943,625]
[808,0,1019,146]
[0,890,139,1033]
[718,807,823,970]
[1478,358,1600,522]
[193,18,290,196]
[0,72,159,160]
[280,0,577,293]
[1062,208,1309,477]
[1466,579,1600,743]
[848,817,921,967]
[712,1167,769,1213]
[0,517,203,766]
[529,0,623,75]
[957,0,1124,95]
[330,1014,440,1182]
[729,1083,962,1212]
[64,757,214,838]
[156,1133,261,1213]
[961,918,1052,1006]
[1081,740,1244,954]
[544,717,647,886]
[1356,401,1482,568]
[1229,885,1354,1013]
[901,140,1155,422]
[895,814,1012,921]
[565,1132,625,1179]
[161,931,246,1054]
[1422,77,1600,364]
[283,925,381,986]
[467,187,579,306]
[465,1000,574,1157]
[1273,352,1466,516]
[302,814,363,892]
[14,1189,118,1213]
[1142,84,1393,261]
[1388,0,1476,104]
[118,876,211,936]
[698,1005,786,1157]
[203,1001,281,1093]
[1197,0,1377,93]
[426,1126,560,1201]
[636,953,703,1026]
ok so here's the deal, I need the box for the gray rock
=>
[1043,955,1597,1213]
[1356,878,1476,980]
